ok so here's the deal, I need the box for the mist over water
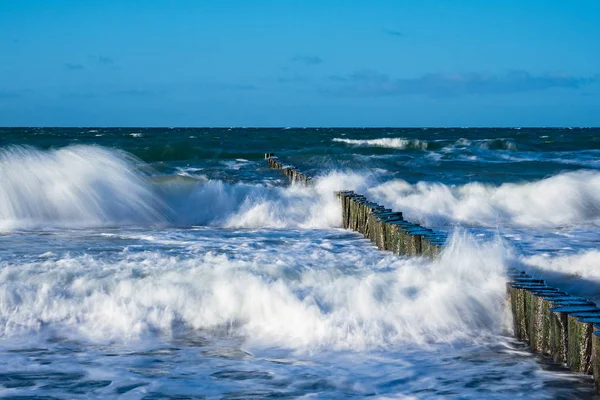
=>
[0,146,165,230]
[0,128,598,398]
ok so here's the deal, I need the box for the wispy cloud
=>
[86,55,115,67]
[327,70,599,97]
[64,56,116,71]
[291,55,323,65]
[62,89,157,99]
[383,29,403,37]
[111,89,154,97]
[61,91,101,99]
[277,74,309,84]
[65,63,85,71]
[205,83,258,91]
[97,56,114,65]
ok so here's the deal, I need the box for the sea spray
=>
[0,229,509,348]
[333,137,429,150]
[3,146,598,231]
[0,147,372,230]
[0,145,166,230]
[367,170,600,228]
[1,127,598,397]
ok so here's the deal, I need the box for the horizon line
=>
[0,126,598,129]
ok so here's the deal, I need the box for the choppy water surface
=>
[0,128,599,398]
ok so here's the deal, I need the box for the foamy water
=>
[0,128,598,398]
[0,229,508,346]
[0,146,165,230]
[0,226,593,398]
[333,137,429,150]
[366,170,600,228]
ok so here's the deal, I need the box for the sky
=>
[0,0,599,127]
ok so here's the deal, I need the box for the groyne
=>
[265,153,447,257]
[507,269,600,388]
[265,153,312,185]
[265,152,600,391]
[335,190,446,258]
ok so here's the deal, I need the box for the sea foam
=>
[0,145,166,230]
[333,137,428,150]
[367,170,600,228]
[0,146,365,230]
[0,230,509,349]
[2,145,598,231]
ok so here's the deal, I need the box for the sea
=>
[0,127,599,399]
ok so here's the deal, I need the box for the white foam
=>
[181,171,368,229]
[523,249,600,283]
[0,147,362,230]
[0,231,509,349]
[333,138,428,150]
[368,170,600,228]
[0,145,166,230]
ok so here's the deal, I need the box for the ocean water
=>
[0,127,599,399]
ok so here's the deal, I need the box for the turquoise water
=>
[0,128,599,398]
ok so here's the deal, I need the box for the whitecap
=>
[332,138,428,150]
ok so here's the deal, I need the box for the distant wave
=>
[450,138,517,151]
[332,137,518,152]
[333,137,428,150]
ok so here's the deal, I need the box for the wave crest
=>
[0,231,508,348]
[333,137,428,150]
[0,146,361,230]
[368,170,600,228]
[0,145,166,230]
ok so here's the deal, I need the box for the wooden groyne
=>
[265,153,312,185]
[335,190,446,258]
[265,153,447,258]
[507,268,600,389]
[266,152,600,392]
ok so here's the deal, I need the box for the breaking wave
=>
[0,145,166,230]
[0,231,509,348]
[333,137,429,150]
[367,170,600,228]
[1,145,598,231]
[449,138,518,151]
[0,146,361,230]
[332,137,517,152]
[523,249,600,282]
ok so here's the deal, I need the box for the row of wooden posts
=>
[335,190,446,258]
[508,269,600,390]
[264,153,446,257]
[265,152,600,392]
[265,153,312,185]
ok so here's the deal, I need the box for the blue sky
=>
[0,0,599,126]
